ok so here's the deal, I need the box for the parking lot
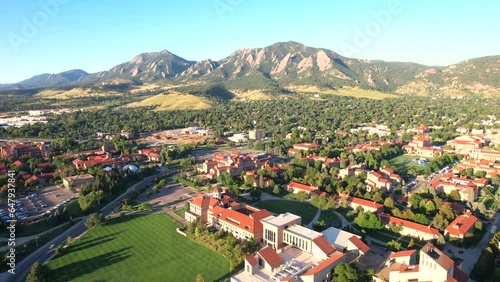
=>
[136,182,196,210]
[0,186,77,223]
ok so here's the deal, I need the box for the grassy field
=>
[35,87,121,99]
[231,89,273,101]
[125,93,212,110]
[46,214,230,282]
[389,154,428,176]
[254,200,318,224]
[287,85,398,99]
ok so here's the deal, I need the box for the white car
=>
[49,244,55,250]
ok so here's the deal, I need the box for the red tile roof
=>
[445,211,478,237]
[452,266,470,282]
[390,249,416,258]
[398,264,419,273]
[312,236,336,256]
[302,252,345,276]
[382,214,441,236]
[288,181,319,193]
[422,243,454,271]
[382,167,394,174]
[258,246,283,268]
[293,143,319,151]
[246,255,258,266]
[348,236,370,253]
[191,193,210,208]
[211,206,272,234]
[348,196,384,210]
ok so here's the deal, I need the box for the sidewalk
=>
[305,209,321,228]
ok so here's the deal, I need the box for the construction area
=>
[138,127,213,146]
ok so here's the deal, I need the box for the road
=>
[2,168,167,282]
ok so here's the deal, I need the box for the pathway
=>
[164,209,188,225]
[332,211,350,229]
[365,236,388,247]
[305,209,321,229]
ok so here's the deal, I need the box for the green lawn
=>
[318,210,342,228]
[46,214,230,282]
[389,154,428,176]
[364,229,425,248]
[254,200,318,224]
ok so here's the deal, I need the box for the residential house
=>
[365,171,393,192]
[338,163,367,179]
[138,147,162,162]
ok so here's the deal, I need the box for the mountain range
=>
[2,41,499,96]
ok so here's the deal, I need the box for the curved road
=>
[2,169,166,282]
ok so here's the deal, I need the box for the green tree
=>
[448,190,461,201]
[245,175,256,187]
[386,240,402,251]
[272,184,281,195]
[26,262,48,282]
[436,235,446,245]
[55,245,63,255]
[295,191,309,201]
[340,196,349,208]
[333,263,360,282]
[354,211,383,230]
[384,197,394,209]
[414,213,430,225]
[407,238,415,249]
[85,213,105,229]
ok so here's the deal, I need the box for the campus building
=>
[62,174,95,189]
[444,211,478,240]
[374,242,469,282]
[235,214,369,282]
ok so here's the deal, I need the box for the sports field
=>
[46,214,230,282]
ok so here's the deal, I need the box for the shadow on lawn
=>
[49,246,133,282]
[105,213,148,225]
[61,230,127,254]
[64,236,119,254]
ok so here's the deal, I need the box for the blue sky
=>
[0,0,499,83]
